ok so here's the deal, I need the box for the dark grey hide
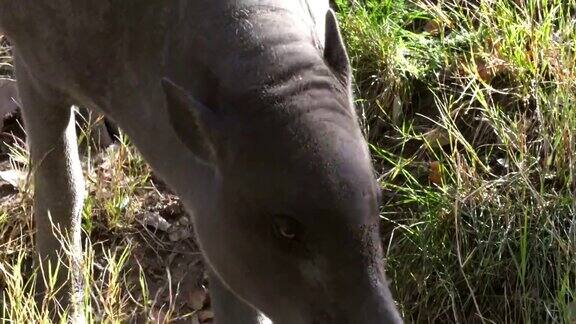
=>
[0,0,403,323]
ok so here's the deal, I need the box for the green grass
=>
[336,0,576,322]
[1,0,576,322]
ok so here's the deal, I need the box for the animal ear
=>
[161,78,217,163]
[324,9,351,85]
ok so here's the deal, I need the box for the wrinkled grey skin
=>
[0,1,402,323]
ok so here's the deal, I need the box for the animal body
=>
[0,0,402,323]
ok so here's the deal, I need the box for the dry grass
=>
[0,132,210,322]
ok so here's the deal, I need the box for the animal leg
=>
[15,56,85,320]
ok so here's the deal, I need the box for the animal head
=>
[162,9,402,324]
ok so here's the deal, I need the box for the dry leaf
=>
[423,20,440,35]
[429,161,443,185]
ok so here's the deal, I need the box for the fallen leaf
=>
[429,161,443,185]
[423,20,440,35]
[476,58,508,82]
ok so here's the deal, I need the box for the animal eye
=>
[272,215,302,241]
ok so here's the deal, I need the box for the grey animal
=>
[0,79,18,128]
[0,0,403,323]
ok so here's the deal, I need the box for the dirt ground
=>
[0,105,215,323]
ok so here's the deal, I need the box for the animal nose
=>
[355,284,403,324]
[324,278,402,324]
[309,289,402,324]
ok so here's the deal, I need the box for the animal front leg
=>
[15,55,85,321]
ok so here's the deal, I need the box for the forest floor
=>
[1,0,576,323]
